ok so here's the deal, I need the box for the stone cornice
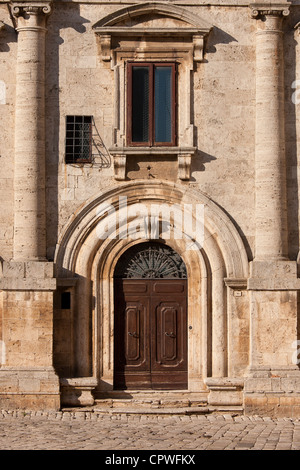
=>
[93,2,212,63]
[250,2,290,18]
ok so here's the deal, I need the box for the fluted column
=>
[11,2,51,261]
[251,4,290,261]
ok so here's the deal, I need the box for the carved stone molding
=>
[99,34,111,62]
[10,1,52,30]
[250,2,290,19]
[96,27,209,63]
[178,154,192,181]
[93,2,212,64]
[113,154,127,181]
[193,34,206,63]
[110,147,196,181]
[224,278,248,289]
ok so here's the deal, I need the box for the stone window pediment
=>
[93,2,213,181]
[93,2,212,63]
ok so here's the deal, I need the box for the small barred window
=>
[65,115,92,163]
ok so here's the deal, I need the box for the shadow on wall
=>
[284,14,299,263]
[0,23,17,52]
[45,4,90,261]
[204,26,238,59]
[190,150,217,175]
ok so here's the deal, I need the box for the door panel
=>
[154,303,179,363]
[114,279,187,390]
[125,305,142,362]
[115,299,149,370]
[114,280,151,389]
[160,305,177,361]
[151,296,187,389]
[152,281,185,294]
[123,282,149,294]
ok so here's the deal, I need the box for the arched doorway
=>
[54,180,249,401]
[113,242,188,390]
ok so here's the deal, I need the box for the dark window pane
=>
[132,67,149,143]
[154,66,172,143]
[65,115,92,163]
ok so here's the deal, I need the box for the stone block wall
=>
[43,2,258,260]
[0,0,300,415]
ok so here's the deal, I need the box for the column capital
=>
[250,3,290,19]
[10,1,52,30]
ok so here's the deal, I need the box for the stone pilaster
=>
[0,2,60,411]
[245,4,300,417]
[11,2,51,261]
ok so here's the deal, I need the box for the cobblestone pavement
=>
[0,410,300,451]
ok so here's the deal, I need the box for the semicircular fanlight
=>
[114,242,187,279]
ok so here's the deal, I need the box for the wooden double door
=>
[114,279,188,390]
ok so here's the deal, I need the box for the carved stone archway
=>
[54,181,249,403]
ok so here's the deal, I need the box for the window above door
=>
[93,2,213,181]
[127,62,176,147]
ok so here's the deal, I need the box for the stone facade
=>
[1,0,300,416]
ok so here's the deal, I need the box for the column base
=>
[0,367,60,410]
[0,260,59,410]
[205,378,244,407]
[244,366,300,417]
[60,377,98,407]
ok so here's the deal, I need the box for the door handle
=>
[165,332,176,338]
[128,332,138,337]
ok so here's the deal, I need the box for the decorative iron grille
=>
[65,115,111,167]
[114,242,187,279]
[65,115,92,163]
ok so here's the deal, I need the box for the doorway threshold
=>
[90,390,214,415]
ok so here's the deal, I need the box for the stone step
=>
[61,404,244,416]
[90,390,210,414]
[61,391,244,415]
[94,399,207,409]
[93,406,211,415]
[94,390,209,410]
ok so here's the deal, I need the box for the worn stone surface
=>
[1,0,300,416]
[0,411,299,450]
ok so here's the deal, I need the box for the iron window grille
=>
[127,62,177,147]
[65,115,93,163]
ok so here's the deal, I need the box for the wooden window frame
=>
[127,62,177,147]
